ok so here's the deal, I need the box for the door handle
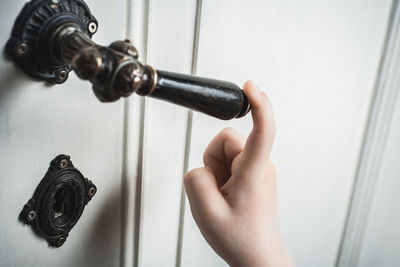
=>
[6,0,250,120]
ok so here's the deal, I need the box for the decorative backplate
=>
[20,154,96,247]
[6,0,97,84]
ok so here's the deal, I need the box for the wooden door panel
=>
[1,0,395,266]
[358,86,400,266]
[0,0,126,266]
[180,0,392,266]
[137,0,197,266]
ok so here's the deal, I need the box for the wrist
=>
[229,241,293,267]
[255,243,294,267]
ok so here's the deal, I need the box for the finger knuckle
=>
[259,91,269,104]
[184,168,200,186]
[220,127,236,137]
[260,91,268,99]
[259,92,273,110]
[220,127,245,143]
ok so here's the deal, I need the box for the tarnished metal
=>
[88,187,96,197]
[52,24,154,102]
[57,70,68,81]
[16,43,28,56]
[26,211,36,221]
[58,159,68,169]
[20,155,96,247]
[7,0,250,120]
[88,21,97,34]
[56,237,66,247]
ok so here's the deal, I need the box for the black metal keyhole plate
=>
[20,155,96,247]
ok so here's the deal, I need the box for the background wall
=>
[0,0,399,267]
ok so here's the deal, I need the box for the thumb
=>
[241,81,276,168]
[184,167,229,219]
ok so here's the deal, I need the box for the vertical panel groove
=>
[335,0,400,266]
[135,1,152,267]
[120,99,129,267]
[175,110,193,267]
[120,0,152,266]
[190,0,202,75]
[119,0,133,265]
[134,97,147,267]
[175,1,203,266]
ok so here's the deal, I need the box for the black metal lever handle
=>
[53,26,251,120]
[6,0,251,120]
[149,70,249,120]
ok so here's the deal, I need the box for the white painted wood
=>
[357,91,400,267]
[120,1,151,266]
[136,0,197,266]
[179,0,392,266]
[0,0,126,266]
[1,1,396,267]
[337,1,400,265]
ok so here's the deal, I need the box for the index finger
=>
[241,81,276,166]
[203,128,246,186]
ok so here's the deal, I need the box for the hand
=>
[184,81,294,267]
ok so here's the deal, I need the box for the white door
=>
[0,0,127,266]
[1,0,398,267]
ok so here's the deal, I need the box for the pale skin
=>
[184,81,294,267]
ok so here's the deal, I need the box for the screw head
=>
[57,70,68,81]
[88,187,96,197]
[52,0,60,3]
[56,237,66,247]
[27,211,36,221]
[16,43,28,56]
[59,159,68,169]
[88,22,97,34]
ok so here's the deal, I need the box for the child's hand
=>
[184,81,294,267]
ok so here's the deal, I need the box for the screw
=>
[27,211,36,221]
[59,159,68,169]
[16,43,28,56]
[88,22,97,34]
[88,187,96,197]
[56,237,66,247]
[57,70,68,81]
[52,0,60,3]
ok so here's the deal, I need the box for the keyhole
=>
[52,185,76,226]
[54,187,67,220]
